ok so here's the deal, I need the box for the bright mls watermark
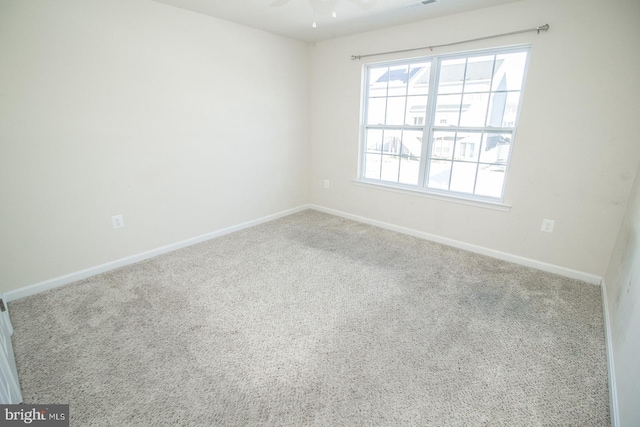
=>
[1,405,68,426]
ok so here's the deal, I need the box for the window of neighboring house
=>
[359,46,530,202]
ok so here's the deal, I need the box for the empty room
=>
[1,0,638,425]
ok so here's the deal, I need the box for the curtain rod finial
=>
[537,23,550,34]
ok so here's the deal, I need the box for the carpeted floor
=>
[9,210,609,426]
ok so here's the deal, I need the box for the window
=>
[359,47,529,202]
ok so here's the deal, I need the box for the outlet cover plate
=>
[112,214,124,229]
[541,219,555,233]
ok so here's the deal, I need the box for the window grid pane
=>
[361,48,528,201]
[361,59,432,186]
[427,129,514,197]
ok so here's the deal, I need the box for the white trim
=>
[4,205,312,302]
[600,279,620,427]
[309,204,602,285]
[0,292,21,404]
[358,46,530,208]
[353,180,511,212]
[0,295,13,336]
[4,203,602,302]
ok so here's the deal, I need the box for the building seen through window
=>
[361,47,529,201]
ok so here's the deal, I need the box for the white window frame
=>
[358,46,531,206]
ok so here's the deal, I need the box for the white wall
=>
[2,0,639,419]
[0,0,310,293]
[604,159,640,426]
[309,0,640,277]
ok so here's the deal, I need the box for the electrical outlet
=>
[540,219,555,233]
[324,179,330,189]
[111,214,124,229]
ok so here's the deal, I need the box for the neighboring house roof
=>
[376,67,423,84]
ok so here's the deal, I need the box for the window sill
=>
[352,180,512,212]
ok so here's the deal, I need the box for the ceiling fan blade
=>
[348,0,378,10]
[309,0,338,15]
[270,0,291,6]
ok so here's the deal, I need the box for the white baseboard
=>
[309,204,602,285]
[4,205,312,302]
[5,203,602,302]
[600,279,619,427]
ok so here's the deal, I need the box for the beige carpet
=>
[9,210,609,426]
